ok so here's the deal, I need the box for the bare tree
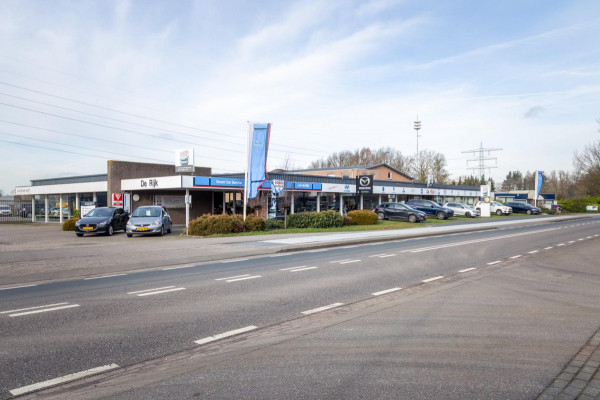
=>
[573,140,600,196]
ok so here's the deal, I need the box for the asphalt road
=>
[1,217,599,398]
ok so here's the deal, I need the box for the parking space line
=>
[372,288,401,296]
[225,276,261,282]
[9,364,120,396]
[194,326,258,345]
[458,267,477,273]
[422,276,443,283]
[301,303,344,315]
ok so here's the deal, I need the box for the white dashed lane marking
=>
[194,326,258,345]
[422,276,444,283]
[127,286,186,296]
[372,288,401,296]
[301,303,344,315]
[2,302,80,317]
[458,267,477,273]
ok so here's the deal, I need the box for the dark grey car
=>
[126,206,172,237]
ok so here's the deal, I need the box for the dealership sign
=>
[175,148,194,173]
[112,193,123,207]
[356,175,374,194]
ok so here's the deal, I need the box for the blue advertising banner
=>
[193,176,210,186]
[212,177,244,187]
[248,123,271,198]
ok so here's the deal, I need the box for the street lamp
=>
[414,116,421,169]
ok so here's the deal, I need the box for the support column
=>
[59,194,64,224]
[360,194,364,210]
[222,192,226,215]
[185,188,190,235]
[31,197,35,222]
[378,194,382,204]
[339,195,344,216]
[93,192,97,203]
[316,193,321,212]
[290,193,295,215]
[44,195,49,223]
[75,193,80,213]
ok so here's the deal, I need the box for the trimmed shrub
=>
[265,219,284,230]
[347,210,378,225]
[244,215,266,231]
[62,217,78,231]
[232,215,244,233]
[559,197,600,213]
[289,210,344,229]
[343,216,354,226]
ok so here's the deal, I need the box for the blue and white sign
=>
[212,177,244,187]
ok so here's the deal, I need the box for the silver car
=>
[443,202,480,218]
[126,206,172,237]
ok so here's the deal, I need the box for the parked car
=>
[406,199,454,220]
[126,206,172,237]
[474,201,512,216]
[506,201,541,215]
[551,204,563,213]
[0,205,12,216]
[75,207,129,237]
[443,202,480,218]
[373,202,427,223]
[49,207,69,218]
[19,204,32,218]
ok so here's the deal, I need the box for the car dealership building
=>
[13,160,481,226]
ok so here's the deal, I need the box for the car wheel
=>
[106,225,114,236]
[76,233,83,237]
[496,209,503,216]
[167,226,172,233]
[527,210,532,215]
[159,226,164,236]
[465,212,471,218]
[377,212,385,220]
[408,214,417,223]
[127,233,133,238]
[436,211,446,220]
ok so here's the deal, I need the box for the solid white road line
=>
[127,286,175,294]
[9,304,80,317]
[422,276,444,283]
[221,258,249,263]
[194,326,258,345]
[215,275,249,281]
[9,364,120,396]
[301,303,344,315]
[84,274,127,280]
[0,284,37,291]
[136,288,186,296]
[339,260,361,264]
[458,267,477,273]
[510,255,522,259]
[289,267,318,272]
[487,261,502,265]
[372,288,401,296]
[1,302,69,314]
[225,276,261,282]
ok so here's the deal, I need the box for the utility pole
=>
[414,117,421,179]
[462,142,502,182]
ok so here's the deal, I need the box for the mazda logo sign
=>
[360,177,371,186]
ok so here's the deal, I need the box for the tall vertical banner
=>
[535,170,544,206]
[243,122,271,220]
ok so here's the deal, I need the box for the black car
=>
[406,199,454,220]
[75,207,129,237]
[505,202,541,215]
[373,202,427,223]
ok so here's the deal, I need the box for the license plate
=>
[136,227,148,231]
[83,227,94,231]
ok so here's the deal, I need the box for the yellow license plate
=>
[136,227,148,231]
[83,227,94,231]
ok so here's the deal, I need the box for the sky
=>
[1,0,599,194]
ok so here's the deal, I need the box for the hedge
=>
[62,217,79,231]
[558,197,600,213]
[347,210,378,225]
[244,215,266,232]
[188,214,261,236]
[288,210,344,229]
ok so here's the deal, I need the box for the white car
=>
[474,201,512,216]
[0,205,12,216]
[443,202,480,218]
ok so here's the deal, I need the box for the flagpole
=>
[243,121,251,221]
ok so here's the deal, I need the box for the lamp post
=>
[414,116,421,178]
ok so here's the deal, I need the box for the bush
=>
[265,219,284,230]
[62,217,78,231]
[288,210,344,229]
[559,197,600,213]
[343,216,354,226]
[347,210,378,225]
[244,215,265,231]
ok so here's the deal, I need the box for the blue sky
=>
[1,0,599,193]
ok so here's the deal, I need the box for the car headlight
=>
[153,219,160,225]
[98,220,108,227]
[75,220,80,226]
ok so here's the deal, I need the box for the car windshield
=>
[132,207,161,218]
[430,201,442,207]
[85,208,113,217]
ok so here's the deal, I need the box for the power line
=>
[461,142,502,181]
